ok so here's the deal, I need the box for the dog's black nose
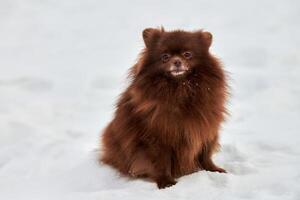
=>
[174,59,182,67]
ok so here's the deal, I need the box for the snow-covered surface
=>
[1,0,300,199]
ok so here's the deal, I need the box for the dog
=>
[100,27,228,189]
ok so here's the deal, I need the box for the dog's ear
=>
[195,30,213,48]
[142,27,163,48]
[202,31,213,47]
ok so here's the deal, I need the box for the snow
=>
[0,0,300,199]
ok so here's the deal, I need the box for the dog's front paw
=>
[156,176,177,189]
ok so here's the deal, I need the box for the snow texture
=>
[0,0,300,199]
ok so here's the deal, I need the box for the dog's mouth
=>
[170,70,188,77]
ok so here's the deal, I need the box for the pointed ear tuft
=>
[142,28,163,48]
[202,31,213,47]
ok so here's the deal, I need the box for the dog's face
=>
[141,28,213,79]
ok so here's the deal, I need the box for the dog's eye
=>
[161,53,170,62]
[183,51,192,59]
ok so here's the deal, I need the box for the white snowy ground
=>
[1,0,300,199]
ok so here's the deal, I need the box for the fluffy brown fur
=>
[100,27,228,189]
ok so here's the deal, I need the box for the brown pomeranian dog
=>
[101,27,228,189]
